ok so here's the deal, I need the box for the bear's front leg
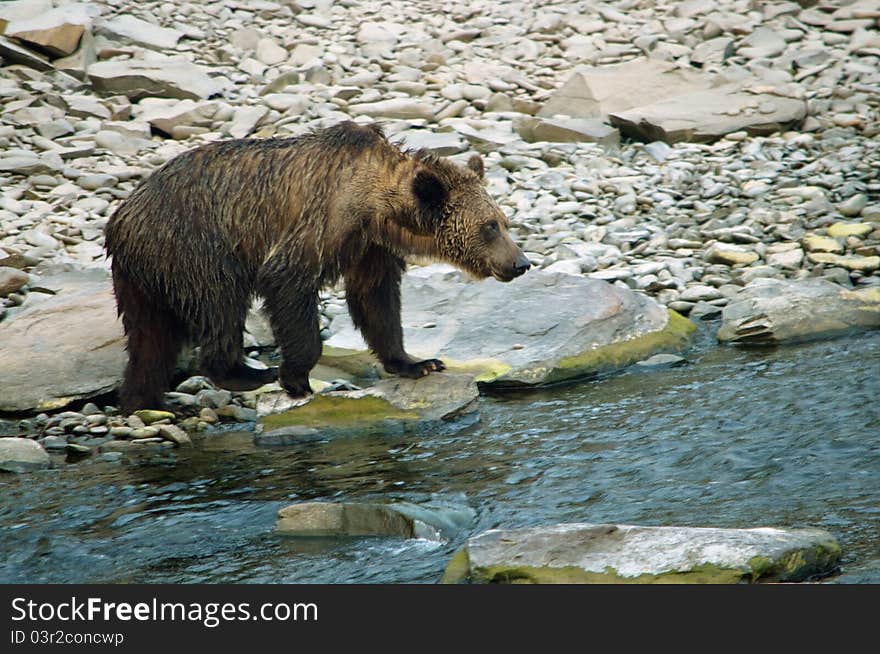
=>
[258,262,322,398]
[345,246,446,380]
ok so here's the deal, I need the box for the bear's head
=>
[408,152,531,282]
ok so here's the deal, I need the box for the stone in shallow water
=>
[4,4,99,57]
[0,437,50,473]
[827,222,872,238]
[275,501,474,541]
[324,268,695,389]
[717,278,880,344]
[442,522,841,584]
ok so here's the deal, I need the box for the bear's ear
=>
[412,169,448,208]
[467,153,485,179]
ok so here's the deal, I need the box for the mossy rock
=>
[442,523,841,584]
[256,373,479,442]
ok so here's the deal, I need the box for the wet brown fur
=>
[105,121,528,413]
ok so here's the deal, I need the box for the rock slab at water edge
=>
[324,268,695,388]
[256,373,479,443]
[717,278,880,344]
[442,523,841,584]
[0,271,125,412]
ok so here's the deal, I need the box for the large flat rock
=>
[256,373,479,443]
[609,85,807,144]
[324,267,695,388]
[718,278,880,344]
[4,3,100,58]
[442,523,841,584]
[538,58,716,119]
[0,270,125,413]
[96,15,183,51]
[87,59,225,101]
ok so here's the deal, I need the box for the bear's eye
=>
[481,220,499,240]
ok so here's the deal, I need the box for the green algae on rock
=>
[442,523,841,584]
[255,373,479,442]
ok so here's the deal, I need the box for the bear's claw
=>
[387,358,446,378]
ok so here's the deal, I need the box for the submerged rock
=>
[0,271,125,413]
[718,279,880,344]
[0,437,50,473]
[442,523,841,584]
[325,267,695,389]
[275,501,474,541]
[256,373,479,442]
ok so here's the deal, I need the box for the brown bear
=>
[105,121,530,414]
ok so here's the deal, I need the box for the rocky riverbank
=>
[1,0,878,468]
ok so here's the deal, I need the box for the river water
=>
[2,323,878,583]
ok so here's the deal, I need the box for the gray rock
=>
[690,37,735,66]
[324,268,695,388]
[0,267,29,296]
[610,85,807,144]
[0,34,53,70]
[718,278,880,344]
[515,116,619,148]
[97,15,183,51]
[77,173,117,190]
[276,501,474,541]
[442,522,841,583]
[0,271,125,412]
[348,98,436,120]
[838,194,868,217]
[634,353,686,368]
[256,373,479,438]
[255,37,287,66]
[156,424,192,447]
[88,60,225,101]
[0,0,54,27]
[738,27,787,59]
[4,3,99,57]
[0,437,50,473]
[395,130,466,156]
[539,58,716,119]
[136,98,214,136]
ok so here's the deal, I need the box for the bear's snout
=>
[493,251,531,282]
[512,254,531,277]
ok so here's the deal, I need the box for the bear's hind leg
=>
[345,246,445,379]
[114,270,185,414]
[198,303,277,392]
